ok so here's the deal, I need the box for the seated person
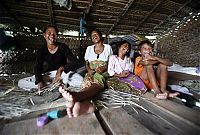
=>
[18,25,82,91]
[59,29,113,118]
[34,25,79,89]
[107,40,147,95]
[134,40,179,99]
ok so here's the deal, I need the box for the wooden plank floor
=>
[124,93,200,135]
[142,93,200,127]
[1,112,105,135]
[0,71,200,135]
[99,107,154,135]
[1,92,200,135]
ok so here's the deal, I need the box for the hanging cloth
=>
[80,16,86,37]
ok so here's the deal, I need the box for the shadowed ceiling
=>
[0,0,199,36]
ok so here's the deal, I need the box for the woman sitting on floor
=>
[59,29,113,118]
[107,40,147,95]
[18,25,82,91]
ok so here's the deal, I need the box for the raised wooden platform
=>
[1,92,199,135]
[0,71,200,135]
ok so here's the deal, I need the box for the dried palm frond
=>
[94,89,148,113]
[35,81,62,95]
[0,87,15,97]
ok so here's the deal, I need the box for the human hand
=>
[143,52,156,61]
[95,66,104,73]
[38,82,46,90]
[53,67,64,82]
[43,75,52,82]
[53,75,62,83]
[143,52,151,58]
[88,68,95,76]
[120,71,130,78]
[56,67,64,76]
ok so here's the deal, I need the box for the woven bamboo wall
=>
[0,35,91,74]
[157,16,200,67]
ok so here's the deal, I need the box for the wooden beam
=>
[5,1,48,10]
[47,0,55,25]
[0,1,27,32]
[106,0,136,36]
[73,0,91,4]
[158,10,199,37]
[82,0,94,31]
[8,8,49,19]
[84,0,94,16]
[153,0,192,30]
[96,2,125,9]
[134,0,164,32]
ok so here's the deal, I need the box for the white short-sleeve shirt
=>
[84,44,113,62]
[108,55,134,76]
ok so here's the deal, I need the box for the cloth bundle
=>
[107,73,147,96]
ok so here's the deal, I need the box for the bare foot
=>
[58,85,69,93]
[72,101,96,117]
[62,91,74,108]
[155,93,168,100]
[59,86,75,118]
[66,107,73,118]
[58,85,65,93]
[63,91,75,118]
[161,89,180,98]
[59,86,74,107]
[168,92,180,98]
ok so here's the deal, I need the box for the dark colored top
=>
[34,42,78,84]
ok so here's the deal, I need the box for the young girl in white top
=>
[107,40,147,95]
[108,40,133,77]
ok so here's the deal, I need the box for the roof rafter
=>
[84,0,94,17]
[0,0,199,36]
[106,0,136,36]
[134,0,164,32]
[153,0,192,30]
[82,0,94,32]
[0,1,27,32]
[159,10,199,37]
[47,0,55,25]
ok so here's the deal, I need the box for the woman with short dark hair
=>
[34,25,79,89]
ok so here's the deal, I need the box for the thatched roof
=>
[0,0,199,36]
